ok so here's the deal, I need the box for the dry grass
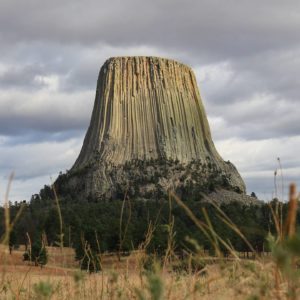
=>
[0,246,297,300]
[0,246,280,300]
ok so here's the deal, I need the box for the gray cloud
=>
[0,0,299,201]
[2,130,84,146]
[206,95,300,140]
[215,137,300,201]
[1,1,299,59]
[0,64,47,89]
[0,89,93,135]
[197,46,300,140]
[0,136,82,180]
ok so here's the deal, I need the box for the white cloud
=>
[1,175,54,203]
[196,62,234,89]
[0,136,84,202]
[215,136,300,200]
[34,74,59,91]
[0,137,82,179]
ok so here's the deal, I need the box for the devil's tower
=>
[60,57,246,200]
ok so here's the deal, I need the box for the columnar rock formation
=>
[60,57,246,200]
[74,56,223,166]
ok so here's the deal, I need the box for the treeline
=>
[1,186,298,261]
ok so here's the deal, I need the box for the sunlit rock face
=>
[60,57,246,200]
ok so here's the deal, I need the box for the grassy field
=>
[0,243,298,299]
[0,184,299,299]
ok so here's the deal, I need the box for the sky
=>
[0,0,299,203]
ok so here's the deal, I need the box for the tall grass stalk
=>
[51,179,64,250]
[119,189,131,262]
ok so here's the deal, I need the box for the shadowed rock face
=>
[63,56,245,199]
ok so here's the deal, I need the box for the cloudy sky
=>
[0,0,299,202]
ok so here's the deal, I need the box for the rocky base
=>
[55,158,246,202]
[205,189,261,205]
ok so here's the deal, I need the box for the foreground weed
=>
[33,281,53,300]
[135,267,164,300]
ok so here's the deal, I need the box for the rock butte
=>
[62,56,246,199]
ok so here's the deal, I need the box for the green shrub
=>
[23,240,48,267]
